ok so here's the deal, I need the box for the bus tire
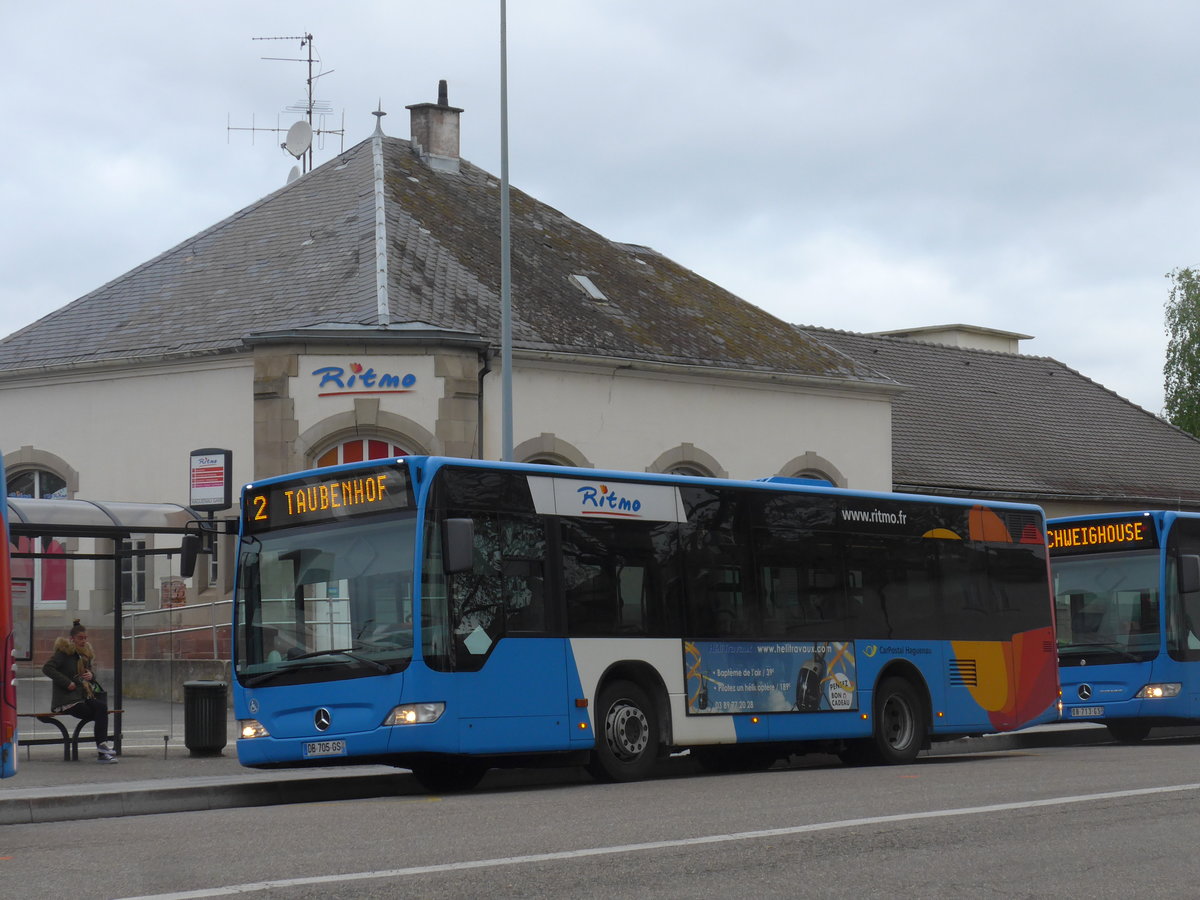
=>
[1106,721,1151,743]
[587,680,660,783]
[855,676,926,766]
[410,758,488,793]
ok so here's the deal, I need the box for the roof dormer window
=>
[570,273,607,302]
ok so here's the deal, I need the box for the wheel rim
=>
[604,698,649,761]
[880,693,915,751]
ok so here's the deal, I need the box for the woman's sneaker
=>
[97,743,118,762]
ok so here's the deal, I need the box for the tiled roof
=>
[811,326,1200,507]
[0,134,886,389]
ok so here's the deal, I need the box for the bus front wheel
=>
[587,680,660,783]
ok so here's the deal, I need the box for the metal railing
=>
[121,599,233,659]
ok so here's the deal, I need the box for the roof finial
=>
[372,100,387,137]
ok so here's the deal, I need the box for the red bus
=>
[1,452,16,777]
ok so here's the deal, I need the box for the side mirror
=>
[1179,554,1200,594]
[442,517,475,574]
[180,533,201,578]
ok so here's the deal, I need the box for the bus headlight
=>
[1134,683,1182,699]
[383,702,446,725]
[239,719,270,739]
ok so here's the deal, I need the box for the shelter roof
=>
[6,497,199,538]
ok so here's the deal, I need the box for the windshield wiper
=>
[244,658,333,687]
[285,647,391,673]
[1058,641,1142,662]
[244,648,391,687]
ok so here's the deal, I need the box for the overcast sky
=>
[5,2,1197,416]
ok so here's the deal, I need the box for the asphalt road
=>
[5,735,1200,899]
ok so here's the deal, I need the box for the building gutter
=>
[895,483,1200,510]
[241,328,489,352]
[509,347,904,397]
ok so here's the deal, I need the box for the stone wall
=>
[121,658,233,705]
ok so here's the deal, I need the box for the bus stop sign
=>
[189,448,232,512]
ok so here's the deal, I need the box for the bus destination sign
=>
[245,466,411,533]
[1046,516,1157,556]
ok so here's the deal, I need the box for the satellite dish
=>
[284,120,313,159]
[286,165,301,184]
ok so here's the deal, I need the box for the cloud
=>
[3,0,1195,418]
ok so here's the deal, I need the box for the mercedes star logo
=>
[1078,684,1093,701]
[314,708,332,731]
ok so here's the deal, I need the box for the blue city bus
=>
[1049,510,1200,741]
[1,453,16,778]
[233,456,1058,791]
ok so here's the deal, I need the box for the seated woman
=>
[42,619,117,763]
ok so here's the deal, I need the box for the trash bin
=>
[183,680,228,756]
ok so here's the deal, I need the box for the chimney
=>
[406,79,464,173]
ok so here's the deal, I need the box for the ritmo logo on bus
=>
[576,484,644,517]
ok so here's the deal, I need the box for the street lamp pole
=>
[499,0,514,461]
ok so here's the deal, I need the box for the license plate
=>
[303,740,347,758]
[1070,706,1104,717]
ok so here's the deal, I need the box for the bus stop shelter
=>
[6,496,205,752]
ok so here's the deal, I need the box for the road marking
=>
[117,782,1200,899]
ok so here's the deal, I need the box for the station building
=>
[5,85,1200,682]
[0,85,896,663]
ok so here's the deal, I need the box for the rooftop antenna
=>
[226,33,345,177]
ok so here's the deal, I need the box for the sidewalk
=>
[0,692,1138,826]
[1,693,405,825]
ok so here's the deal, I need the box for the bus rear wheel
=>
[410,758,488,794]
[1106,721,1151,743]
[840,676,926,766]
[587,680,660,783]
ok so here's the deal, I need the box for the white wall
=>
[2,351,892,501]
[0,359,254,505]
[484,360,893,490]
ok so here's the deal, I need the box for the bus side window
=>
[1178,555,1200,649]
[502,516,547,632]
[561,518,672,636]
[445,516,504,669]
[843,539,892,638]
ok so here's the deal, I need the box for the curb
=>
[0,771,407,825]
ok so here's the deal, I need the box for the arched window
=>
[779,453,846,489]
[6,468,67,500]
[6,467,68,608]
[666,464,711,478]
[648,444,726,479]
[315,438,409,469]
[526,457,567,467]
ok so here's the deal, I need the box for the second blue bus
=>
[1050,510,1200,741]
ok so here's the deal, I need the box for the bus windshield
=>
[1053,550,1160,663]
[235,512,418,686]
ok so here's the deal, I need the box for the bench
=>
[17,710,123,761]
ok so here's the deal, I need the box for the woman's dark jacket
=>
[42,637,103,712]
